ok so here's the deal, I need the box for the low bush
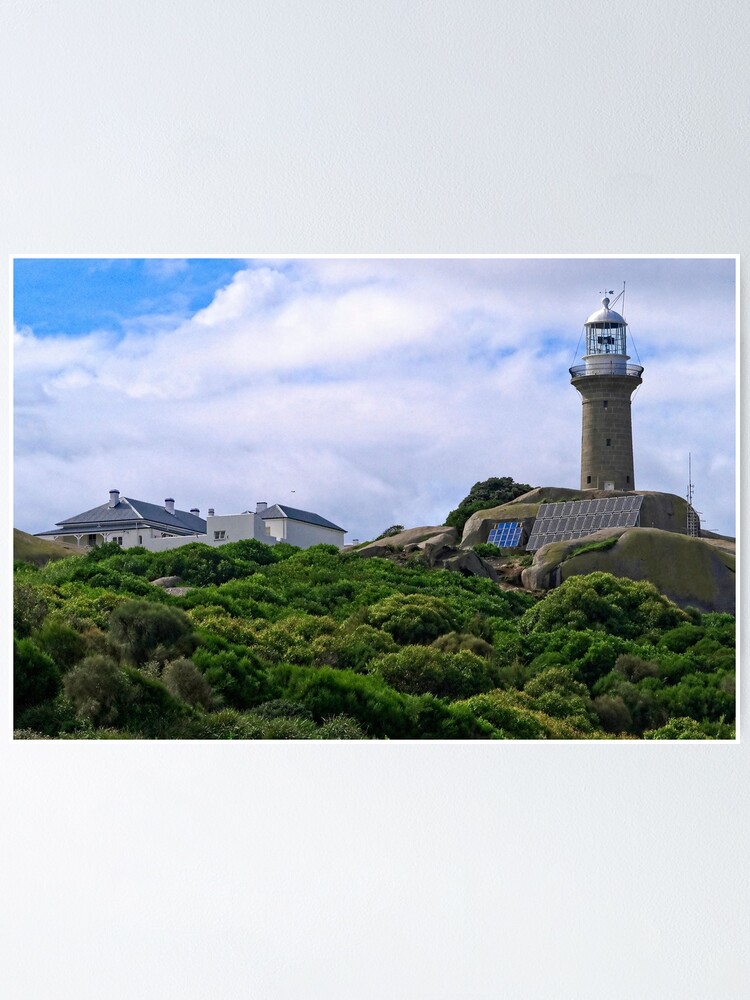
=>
[14,637,61,719]
[368,646,496,700]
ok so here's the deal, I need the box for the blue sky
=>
[13,258,245,338]
[13,256,737,539]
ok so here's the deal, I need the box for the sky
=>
[13,256,737,541]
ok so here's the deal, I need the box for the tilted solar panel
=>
[487,521,523,547]
[526,495,644,551]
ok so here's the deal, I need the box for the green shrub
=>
[251,613,337,664]
[254,699,313,721]
[117,667,193,737]
[109,600,197,666]
[63,655,128,726]
[644,717,711,740]
[431,632,496,658]
[366,593,459,645]
[614,653,660,683]
[522,668,596,730]
[31,621,87,672]
[310,623,398,672]
[459,690,551,739]
[660,670,735,723]
[187,606,260,646]
[369,646,495,699]
[13,581,54,637]
[266,663,419,738]
[444,476,533,533]
[472,543,504,558]
[316,716,367,739]
[592,694,633,734]
[185,708,266,740]
[590,674,666,735]
[659,623,706,654]
[192,646,269,710]
[520,573,688,640]
[15,695,84,737]
[162,658,214,709]
[50,586,126,631]
[14,637,61,719]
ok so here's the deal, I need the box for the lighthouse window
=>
[586,476,592,484]
[603,400,608,408]
[606,438,611,446]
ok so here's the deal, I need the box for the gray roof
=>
[259,504,345,532]
[39,496,207,536]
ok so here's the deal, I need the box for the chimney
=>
[165,498,175,515]
[208,507,215,517]
[256,501,267,513]
[108,490,120,508]
[190,508,200,516]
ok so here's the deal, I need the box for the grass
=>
[569,535,619,558]
[14,529,84,567]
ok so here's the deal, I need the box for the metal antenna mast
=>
[686,453,700,537]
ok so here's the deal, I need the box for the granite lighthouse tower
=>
[570,294,643,491]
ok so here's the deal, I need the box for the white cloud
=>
[142,258,190,281]
[13,257,737,540]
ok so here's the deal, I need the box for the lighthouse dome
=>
[585,296,627,327]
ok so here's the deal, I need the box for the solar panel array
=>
[487,521,523,548]
[526,495,643,551]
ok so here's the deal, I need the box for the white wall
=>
[205,511,273,545]
[139,533,207,553]
[263,517,345,548]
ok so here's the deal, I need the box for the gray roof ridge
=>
[123,497,144,518]
[262,503,345,532]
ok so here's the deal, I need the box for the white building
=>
[35,490,347,552]
[255,502,348,548]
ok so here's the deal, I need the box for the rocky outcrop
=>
[355,525,497,579]
[356,525,458,557]
[460,502,540,548]
[151,575,185,588]
[150,575,193,596]
[427,547,498,580]
[354,488,735,613]
[521,527,735,614]
[460,486,695,548]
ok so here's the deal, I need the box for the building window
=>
[113,536,123,545]
[606,438,611,446]
[626,476,630,484]
[603,400,608,408]
[214,530,226,540]
[586,476,592,484]
[87,534,97,546]
[138,535,143,545]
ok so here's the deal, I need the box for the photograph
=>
[3,3,749,996]
[12,255,737,740]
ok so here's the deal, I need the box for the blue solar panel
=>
[526,495,643,551]
[488,521,523,547]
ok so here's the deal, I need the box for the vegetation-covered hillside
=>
[13,538,735,740]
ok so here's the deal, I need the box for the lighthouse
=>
[569,294,643,491]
